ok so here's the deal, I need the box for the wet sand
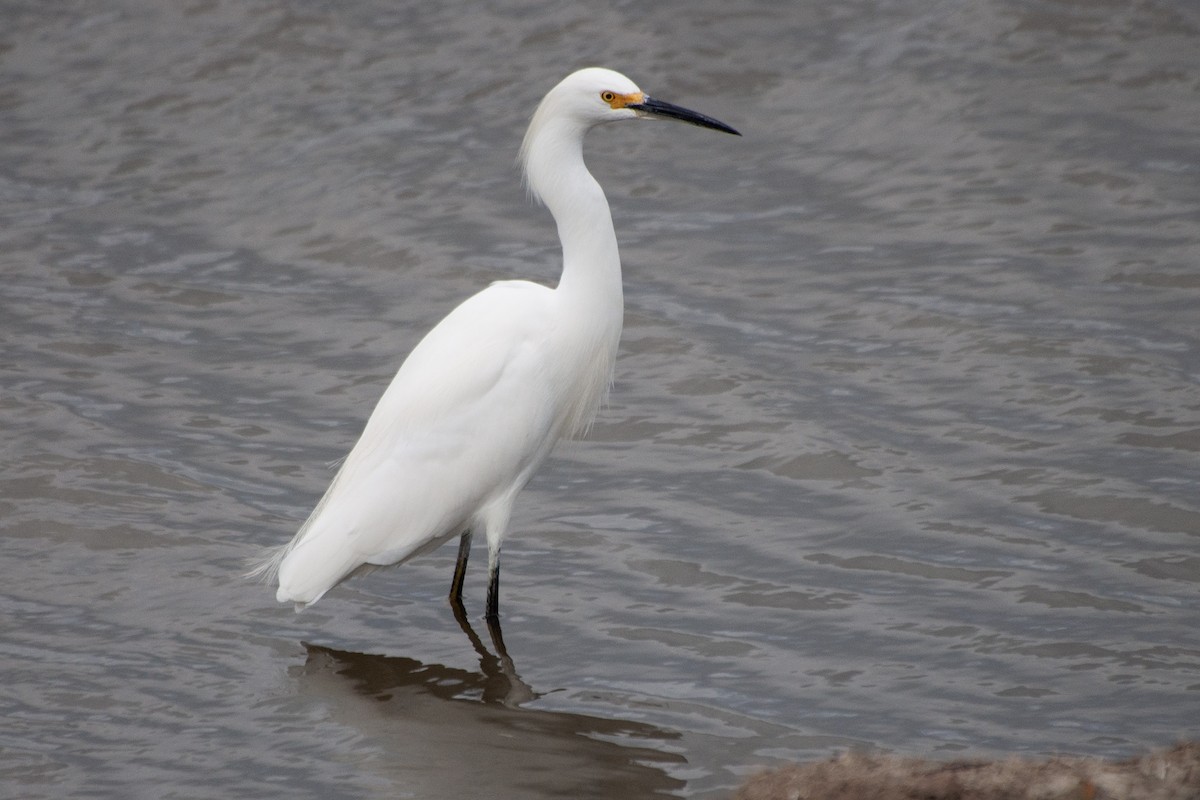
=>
[736,743,1200,800]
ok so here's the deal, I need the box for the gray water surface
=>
[3,1,1198,798]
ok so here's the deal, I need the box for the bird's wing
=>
[275,280,561,603]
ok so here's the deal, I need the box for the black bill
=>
[630,97,741,136]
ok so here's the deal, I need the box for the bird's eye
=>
[600,91,616,104]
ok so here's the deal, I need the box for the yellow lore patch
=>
[602,90,644,109]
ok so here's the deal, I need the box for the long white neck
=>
[521,117,624,314]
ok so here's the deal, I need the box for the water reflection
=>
[294,617,686,799]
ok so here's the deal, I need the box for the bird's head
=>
[539,67,741,136]
[519,67,739,205]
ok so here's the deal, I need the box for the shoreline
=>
[735,742,1200,799]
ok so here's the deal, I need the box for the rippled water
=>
[3,1,1198,797]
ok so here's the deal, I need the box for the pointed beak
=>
[629,97,741,136]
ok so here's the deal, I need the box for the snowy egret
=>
[251,67,739,621]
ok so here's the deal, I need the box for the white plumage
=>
[252,67,738,620]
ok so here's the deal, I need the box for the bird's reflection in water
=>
[447,600,536,707]
[295,613,686,799]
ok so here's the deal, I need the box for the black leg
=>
[449,530,472,607]
[485,557,500,622]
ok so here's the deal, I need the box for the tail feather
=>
[246,473,344,602]
[244,542,291,584]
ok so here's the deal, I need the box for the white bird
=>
[252,67,739,621]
